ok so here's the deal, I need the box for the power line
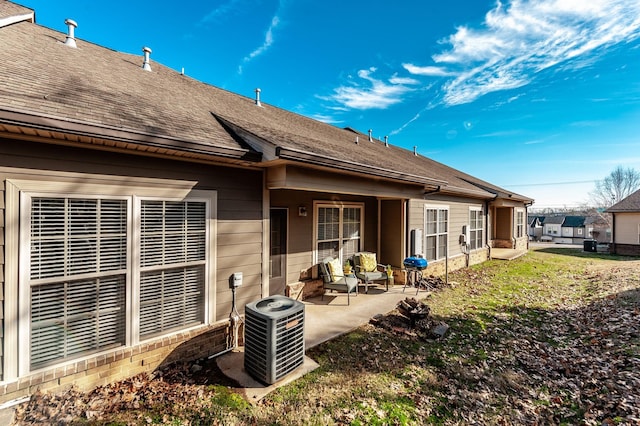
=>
[501,180,596,188]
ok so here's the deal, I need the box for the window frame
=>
[23,194,131,370]
[424,205,449,261]
[6,178,216,378]
[516,209,525,238]
[469,207,484,250]
[313,201,364,265]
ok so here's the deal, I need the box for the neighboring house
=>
[606,189,640,255]
[528,215,544,241]
[0,2,533,404]
[584,214,611,243]
[542,215,564,241]
[560,216,587,244]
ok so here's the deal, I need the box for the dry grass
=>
[13,247,640,425]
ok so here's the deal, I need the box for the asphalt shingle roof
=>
[0,1,533,202]
[562,216,585,227]
[606,189,640,212]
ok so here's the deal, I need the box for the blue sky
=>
[22,0,640,209]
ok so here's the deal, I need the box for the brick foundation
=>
[0,322,232,405]
[611,243,640,256]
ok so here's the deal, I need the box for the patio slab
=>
[215,283,431,402]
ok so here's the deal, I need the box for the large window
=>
[315,203,362,264]
[17,186,213,373]
[516,209,525,238]
[29,198,127,369]
[425,206,448,261]
[469,208,484,250]
[138,200,206,338]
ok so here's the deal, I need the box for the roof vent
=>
[255,88,262,106]
[355,136,359,145]
[384,136,389,147]
[64,19,77,48]
[142,47,152,71]
[413,146,418,156]
[368,129,373,142]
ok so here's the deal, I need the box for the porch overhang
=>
[275,146,447,189]
[266,163,429,199]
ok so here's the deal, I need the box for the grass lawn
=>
[14,247,640,425]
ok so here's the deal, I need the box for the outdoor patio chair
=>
[319,257,358,305]
[353,252,389,293]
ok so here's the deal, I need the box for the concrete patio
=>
[216,282,431,402]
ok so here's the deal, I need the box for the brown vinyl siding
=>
[408,198,486,262]
[0,138,264,379]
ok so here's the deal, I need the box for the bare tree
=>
[590,166,640,208]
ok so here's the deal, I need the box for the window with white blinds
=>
[139,201,206,338]
[469,209,484,250]
[425,206,448,261]
[315,204,362,264]
[29,198,127,369]
[24,194,210,371]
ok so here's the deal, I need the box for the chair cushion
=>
[360,253,377,272]
[327,258,343,283]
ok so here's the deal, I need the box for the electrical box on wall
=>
[410,229,424,257]
[230,272,243,288]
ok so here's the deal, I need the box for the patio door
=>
[269,208,287,296]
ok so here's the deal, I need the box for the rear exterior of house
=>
[0,2,532,405]
[607,189,640,255]
[560,216,586,245]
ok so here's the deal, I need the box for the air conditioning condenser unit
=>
[244,295,305,384]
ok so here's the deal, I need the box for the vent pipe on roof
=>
[368,129,373,142]
[355,136,359,145]
[142,47,152,71]
[384,136,389,147]
[64,19,77,48]
[413,146,418,156]
[255,88,262,106]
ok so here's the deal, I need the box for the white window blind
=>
[470,209,483,250]
[425,207,448,261]
[29,198,127,369]
[139,201,206,338]
[316,205,362,264]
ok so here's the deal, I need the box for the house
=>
[528,215,544,241]
[584,214,611,243]
[541,215,564,241]
[606,189,640,255]
[0,2,532,404]
[559,216,587,244]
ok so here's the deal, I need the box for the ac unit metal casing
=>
[244,295,305,384]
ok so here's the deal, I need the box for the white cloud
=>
[429,0,640,105]
[327,67,418,110]
[199,0,245,25]
[402,63,455,77]
[239,2,287,74]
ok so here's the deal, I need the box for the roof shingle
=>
[0,1,533,202]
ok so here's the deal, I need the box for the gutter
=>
[276,146,448,187]
[0,108,259,161]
